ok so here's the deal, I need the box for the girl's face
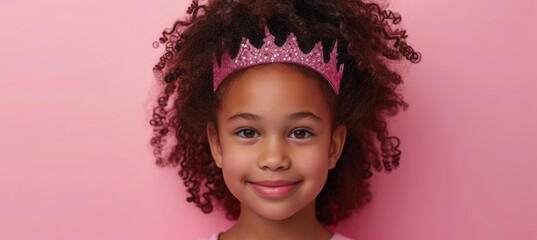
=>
[207,63,346,221]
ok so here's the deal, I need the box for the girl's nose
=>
[257,137,291,171]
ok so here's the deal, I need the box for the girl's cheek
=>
[293,142,332,167]
[222,143,257,164]
[237,138,260,145]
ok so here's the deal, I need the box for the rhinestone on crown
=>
[212,27,344,94]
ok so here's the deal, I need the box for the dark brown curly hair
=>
[149,0,420,226]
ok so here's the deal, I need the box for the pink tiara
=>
[212,27,344,94]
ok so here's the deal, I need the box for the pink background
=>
[1,0,536,239]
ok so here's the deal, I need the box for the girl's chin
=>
[257,209,298,221]
[242,200,316,222]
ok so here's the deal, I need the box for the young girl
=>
[150,0,420,239]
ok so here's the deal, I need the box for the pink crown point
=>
[212,27,344,93]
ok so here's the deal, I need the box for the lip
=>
[247,180,301,199]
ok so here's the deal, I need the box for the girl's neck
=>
[219,201,333,240]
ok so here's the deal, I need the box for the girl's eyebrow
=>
[226,111,321,122]
[227,112,260,122]
[288,111,322,122]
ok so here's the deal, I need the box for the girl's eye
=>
[289,129,312,139]
[236,129,260,138]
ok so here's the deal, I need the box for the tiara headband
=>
[212,27,344,94]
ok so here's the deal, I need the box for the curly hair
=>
[149,0,420,225]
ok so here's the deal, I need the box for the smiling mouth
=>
[247,180,301,198]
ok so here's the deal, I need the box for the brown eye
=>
[289,129,312,139]
[237,129,260,138]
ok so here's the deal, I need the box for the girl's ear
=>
[328,124,347,169]
[207,122,223,168]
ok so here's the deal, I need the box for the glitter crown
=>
[212,27,344,93]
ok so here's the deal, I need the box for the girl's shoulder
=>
[331,232,354,240]
[196,232,219,240]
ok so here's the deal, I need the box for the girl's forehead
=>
[217,63,333,121]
